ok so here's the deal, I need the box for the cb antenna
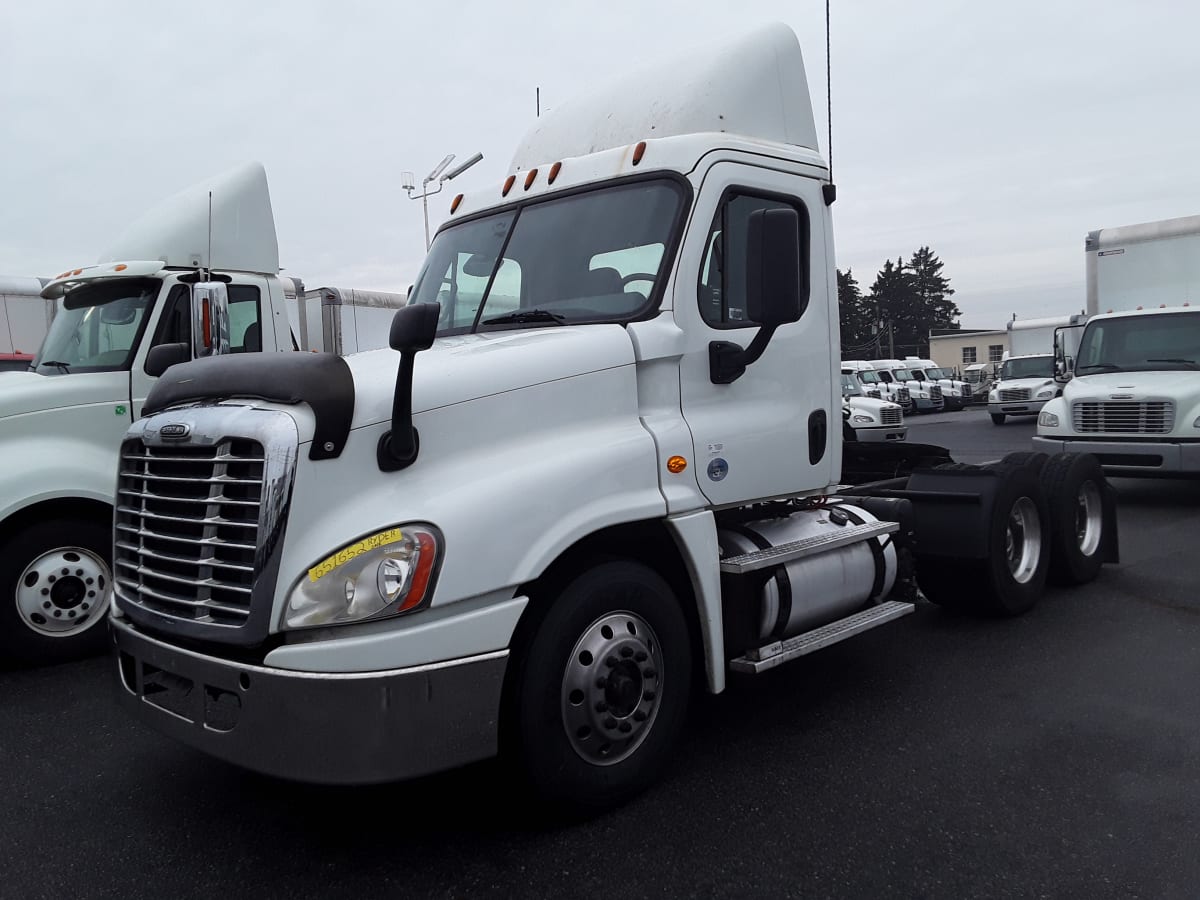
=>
[823,0,837,206]
[206,190,214,280]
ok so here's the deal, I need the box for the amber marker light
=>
[667,455,687,474]
[632,141,647,165]
[548,161,562,184]
[113,264,127,271]
[450,193,463,214]
[524,168,539,190]
[502,175,516,196]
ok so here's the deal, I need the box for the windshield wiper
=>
[1077,363,1123,373]
[38,360,71,373]
[1146,358,1199,368]
[481,309,566,326]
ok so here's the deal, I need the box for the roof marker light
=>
[72,269,82,276]
[548,161,562,184]
[114,264,127,272]
[450,193,463,214]
[502,175,516,197]
[632,141,647,165]
[524,168,538,190]
[1160,304,1166,308]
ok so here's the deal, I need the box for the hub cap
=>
[1075,480,1103,557]
[561,611,663,766]
[1005,497,1043,584]
[15,548,110,637]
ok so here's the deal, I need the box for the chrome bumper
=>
[112,616,507,784]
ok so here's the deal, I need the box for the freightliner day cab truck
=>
[1035,215,1200,475]
[111,24,1119,810]
[0,164,404,665]
[988,316,1082,425]
[840,373,907,442]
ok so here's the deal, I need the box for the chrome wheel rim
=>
[1076,480,1103,557]
[561,611,663,766]
[1005,497,1042,584]
[15,547,110,637]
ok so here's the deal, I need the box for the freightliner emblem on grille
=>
[160,423,191,440]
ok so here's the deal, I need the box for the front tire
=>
[507,560,692,812]
[0,518,112,667]
[1040,453,1107,586]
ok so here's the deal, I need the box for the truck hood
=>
[1066,370,1200,400]
[994,377,1056,391]
[0,370,128,421]
[344,325,637,429]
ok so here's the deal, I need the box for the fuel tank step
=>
[729,600,915,674]
[719,520,898,574]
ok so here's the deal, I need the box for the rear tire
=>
[1040,454,1107,586]
[0,518,112,667]
[990,413,1006,425]
[507,560,692,812]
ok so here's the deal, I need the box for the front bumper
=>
[112,617,507,784]
[989,399,1048,417]
[914,398,945,412]
[1032,436,1200,475]
[853,425,908,442]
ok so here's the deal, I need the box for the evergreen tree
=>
[867,249,961,358]
[837,268,875,354]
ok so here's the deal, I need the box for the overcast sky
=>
[2,0,1196,327]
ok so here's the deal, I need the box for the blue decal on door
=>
[707,458,729,482]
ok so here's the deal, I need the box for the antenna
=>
[823,0,836,205]
[206,190,213,280]
[537,86,540,118]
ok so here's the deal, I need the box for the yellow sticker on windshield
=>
[308,528,403,582]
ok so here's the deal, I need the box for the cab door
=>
[674,161,836,506]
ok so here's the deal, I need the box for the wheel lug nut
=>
[618,721,632,733]
[620,646,633,658]
[43,601,51,610]
[61,568,69,576]
[41,588,49,596]
[76,569,84,576]
[48,576,56,583]
[633,710,647,722]
[604,717,617,730]
[85,578,94,585]
[594,702,608,713]
[643,690,656,701]
[605,656,618,668]
[634,651,647,662]
[87,591,95,598]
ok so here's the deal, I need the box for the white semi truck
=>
[870,359,945,413]
[842,361,912,412]
[0,163,405,665]
[902,357,972,410]
[841,373,906,442]
[988,316,1084,425]
[1035,214,1200,474]
[111,25,1118,810]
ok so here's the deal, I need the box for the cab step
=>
[729,600,915,674]
[718,520,898,574]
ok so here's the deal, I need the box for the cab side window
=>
[698,191,809,328]
[227,285,262,352]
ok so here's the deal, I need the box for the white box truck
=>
[111,24,1118,810]
[293,286,411,356]
[0,163,405,665]
[1035,215,1200,474]
[0,275,55,369]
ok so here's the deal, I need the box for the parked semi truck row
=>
[109,24,1118,810]
[0,165,407,664]
[1035,214,1200,475]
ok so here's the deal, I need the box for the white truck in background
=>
[1,275,55,370]
[988,315,1084,425]
[0,163,406,665]
[902,357,972,410]
[840,372,906,442]
[1035,214,1200,474]
[293,286,412,356]
[842,360,912,412]
[111,24,1117,811]
[871,359,945,413]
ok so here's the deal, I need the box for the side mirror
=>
[145,342,190,378]
[191,283,230,358]
[379,303,441,471]
[710,207,804,384]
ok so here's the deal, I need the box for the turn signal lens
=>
[524,168,538,190]
[666,455,687,474]
[502,175,516,196]
[450,193,463,214]
[548,161,562,184]
[632,141,646,165]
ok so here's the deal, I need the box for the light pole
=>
[402,152,484,250]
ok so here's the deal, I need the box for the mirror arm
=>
[709,325,779,384]
[377,350,420,471]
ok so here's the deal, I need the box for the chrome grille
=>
[928,384,943,400]
[1000,388,1031,402]
[1072,400,1175,434]
[960,384,972,398]
[115,439,265,625]
[896,387,911,402]
[880,407,902,426]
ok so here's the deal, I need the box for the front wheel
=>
[0,518,113,667]
[990,413,1006,425]
[507,560,692,812]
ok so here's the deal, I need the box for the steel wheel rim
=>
[15,547,110,637]
[1075,480,1103,557]
[561,611,663,766]
[1005,496,1042,584]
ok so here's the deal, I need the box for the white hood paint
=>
[0,370,127,421]
[344,324,637,429]
[1067,370,1200,398]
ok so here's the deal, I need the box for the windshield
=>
[840,373,863,396]
[34,278,159,374]
[925,367,954,379]
[1000,356,1054,380]
[410,179,686,335]
[856,370,881,384]
[1076,312,1200,374]
[892,368,914,380]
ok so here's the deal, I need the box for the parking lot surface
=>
[2,413,1198,899]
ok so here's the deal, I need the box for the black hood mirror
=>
[379,303,441,471]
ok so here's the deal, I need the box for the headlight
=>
[989,391,999,401]
[1036,388,1054,399]
[283,525,440,630]
[1038,411,1059,427]
[852,414,874,424]
[1194,415,1200,428]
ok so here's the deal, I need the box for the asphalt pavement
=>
[3,413,1199,899]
